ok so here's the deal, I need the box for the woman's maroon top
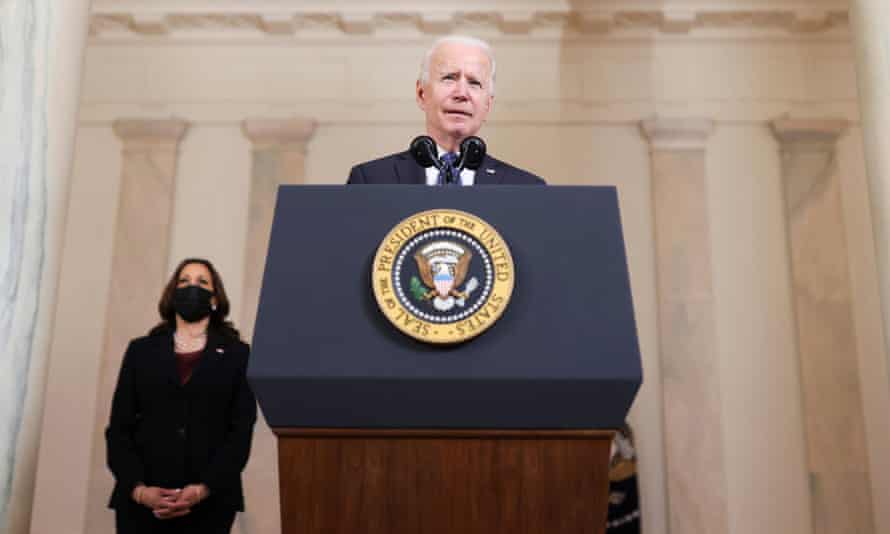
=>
[175,349,202,385]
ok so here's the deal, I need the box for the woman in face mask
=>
[105,258,257,534]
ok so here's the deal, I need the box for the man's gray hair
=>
[418,35,497,96]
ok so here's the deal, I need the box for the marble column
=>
[850,0,890,382]
[240,118,317,337]
[0,1,91,532]
[771,118,875,534]
[84,119,189,534]
[641,117,729,534]
[239,118,316,534]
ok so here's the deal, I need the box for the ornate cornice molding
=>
[88,5,851,40]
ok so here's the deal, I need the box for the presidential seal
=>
[372,209,514,344]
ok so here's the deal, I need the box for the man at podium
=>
[255,37,643,530]
[347,35,545,186]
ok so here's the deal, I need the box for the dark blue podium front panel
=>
[249,185,642,429]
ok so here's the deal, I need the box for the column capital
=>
[770,118,848,151]
[772,118,848,212]
[242,117,317,150]
[112,118,188,147]
[640,117,714,150]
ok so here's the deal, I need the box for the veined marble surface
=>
[0,0,50,529]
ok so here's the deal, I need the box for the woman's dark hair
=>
[148,257,241,341]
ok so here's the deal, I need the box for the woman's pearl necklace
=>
[174,330,207,353]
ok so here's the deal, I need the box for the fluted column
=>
[771,118,875,534]
[641,117,728,534]
[0,1,91,532]
[239,117,316,534]
[851,1,890,379]
[84,119,188,534]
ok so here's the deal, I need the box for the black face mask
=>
[173,285,214,323]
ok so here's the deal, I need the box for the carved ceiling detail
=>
[88,8,851,39]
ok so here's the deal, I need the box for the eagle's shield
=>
[434,269,455,297]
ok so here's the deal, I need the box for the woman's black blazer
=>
[105,329,257,511]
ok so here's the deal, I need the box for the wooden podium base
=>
[275,428,614,534]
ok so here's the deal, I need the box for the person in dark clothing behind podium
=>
[607,423,642,533]
[105,258,256,534]
[347,35,546,186]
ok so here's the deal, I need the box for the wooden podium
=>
[275,429,613,534]
[250,186,641,534]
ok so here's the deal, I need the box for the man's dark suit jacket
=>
[347,150,546,185]
[105,328,257,516]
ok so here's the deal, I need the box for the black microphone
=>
[411,135,459,184]
[456,136,486,172]
[409,136,440,169]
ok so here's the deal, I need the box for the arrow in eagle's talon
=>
[456,277,480,307]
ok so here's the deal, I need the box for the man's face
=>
[417,41,494,150]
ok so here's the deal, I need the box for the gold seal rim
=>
[371,209,514,344]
